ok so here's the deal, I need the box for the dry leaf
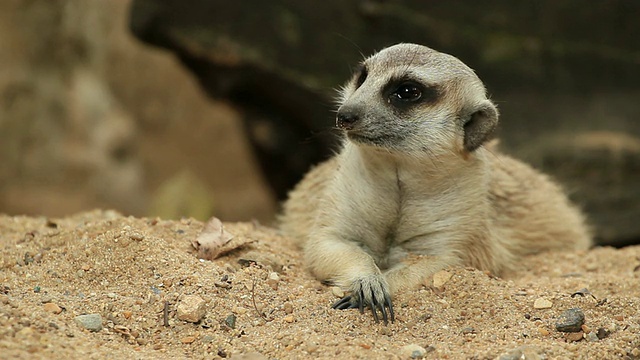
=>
[192,217,252,260]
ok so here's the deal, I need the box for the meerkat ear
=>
[463,101,499,152]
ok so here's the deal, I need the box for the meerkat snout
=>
[335,107,360,130]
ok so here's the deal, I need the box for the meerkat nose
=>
[336,108,360,130]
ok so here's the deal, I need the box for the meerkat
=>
[279,43,591,324]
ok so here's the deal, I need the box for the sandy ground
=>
[0,210,639,360]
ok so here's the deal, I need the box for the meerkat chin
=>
[279,43,591,324]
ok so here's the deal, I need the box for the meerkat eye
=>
[392,82,423,102]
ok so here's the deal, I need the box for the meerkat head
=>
[336,43,498,157]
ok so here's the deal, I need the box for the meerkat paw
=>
[331,274,395,324]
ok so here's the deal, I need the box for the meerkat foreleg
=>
[303,232,394,323]
[382,253,460,295]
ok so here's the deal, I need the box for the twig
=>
[163,301,169,327]
[251,277,268,321]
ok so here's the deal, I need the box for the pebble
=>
[228,353,268,360]
[267,272,279,290]
[564,332,584,342]
[0,295,9,304]
[180,336,196,344]
[283,302,294,314]
[432,270,452,288]
[177,295,207,323]
[331,287,344,298]
[202,335,214,343]
[400,344,427,359]
[283,315,295,323]
[499,346,542,360]
[225,314,236,329]
[585,331,599,342]
[555,308,585,332]
[43,303,62,314]
[533,298,553,309]
[74,314,103,332]
[596,327,610,339]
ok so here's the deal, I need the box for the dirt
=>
[0,210,639,360]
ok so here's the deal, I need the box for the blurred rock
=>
[0,0,145,216]
[0,0,276,222]
[523,131,640,247]
[149,170,215,221]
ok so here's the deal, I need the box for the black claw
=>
[386,293,395,323]
[370,290,380,323]
[380,302,388,324]
[332,289,395,325]
[371,305,379,323]
[332,295,355,310]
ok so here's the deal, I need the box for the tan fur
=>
[279,44,591,319]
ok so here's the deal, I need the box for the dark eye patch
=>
[383,76,440,109]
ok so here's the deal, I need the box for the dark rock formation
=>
[129,0,640,246]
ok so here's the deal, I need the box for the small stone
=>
[43,303,62,314]
[400,344,426,359]
[177,295,207,323]
[555,308,585,332]
[538,327,550,336]
[74,314,103,332]
[283,302,294,314]
[283,315,295,323]
[129,232,145,241]
[533,298,553,309]
[499,346,541,360]
[432,270,452,288]
[613,314,624,321]
[180,336,196,344]
[585,332,599,342]
[267,272,279,290]
[564,332,584,342]
[268,272,280,281]
[228,353,268,360]
[0,295,9,304]
[122,311,132,319]
[225,314,236,329]
[202,335,214,343]
[596,327,610,339]
[331,287,344,298]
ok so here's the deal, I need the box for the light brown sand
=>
[1,210,638,359]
